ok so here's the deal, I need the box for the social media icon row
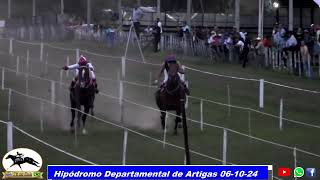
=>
[278,167,317,178]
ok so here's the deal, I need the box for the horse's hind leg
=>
[71,109,75,127]
[161,111,166,130]
[70,94,76,132]
[90,94,95,116]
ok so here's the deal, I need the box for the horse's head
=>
[5,155,15,160]
[166,74,180,93]
[77,66,90,88]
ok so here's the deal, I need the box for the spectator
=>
[105,25,115,47]
[304,29,314,64]
[208,31,222,55]
[284,31,297,51]
[153,19,161,52]
[254,37,264,56]
[283,31,297,69]
[133,5,143,38]
[313,34,320,64]
[300,40,312,78]
[157,18,163,34]
[296,27,304,46]
[182,21,191,34]
[254,37,265,67]
[235,36,250,68]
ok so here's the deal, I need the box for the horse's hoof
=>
[91,110,95,116]
[82,128,88,135]
[178,123,182,128]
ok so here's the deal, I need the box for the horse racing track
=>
[0,38,320,179]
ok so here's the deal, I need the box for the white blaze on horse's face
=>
[82,69,85,79]
[2,148,43,172]
[80,68,86,88]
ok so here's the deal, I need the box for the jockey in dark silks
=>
[155,55,190,95]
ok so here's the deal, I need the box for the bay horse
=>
[70,66,96,134]
[155,70,188,135]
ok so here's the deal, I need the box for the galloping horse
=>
[155,68,188,135]
[70,66,96,134]
[6,154,39,170]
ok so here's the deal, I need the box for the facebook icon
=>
[306,168,317,178]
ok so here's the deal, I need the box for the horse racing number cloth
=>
[47,165,270,180]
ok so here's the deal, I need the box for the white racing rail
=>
[1,51,320,131]
[0,119,96,165]
[1,87,229,165]
[1,68,320,160]
[1,37,319,94]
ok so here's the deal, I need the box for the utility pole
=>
[289,0,293,31]
[235,0,240,31]
[187,0,192,25]
[87,0,91,25]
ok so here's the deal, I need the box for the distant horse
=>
[6,154,39,170]
[70,66,96,134]
[155,73,187,135]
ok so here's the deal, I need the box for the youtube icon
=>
[278,167,291,177]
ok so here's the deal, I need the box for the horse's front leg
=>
[174,110,181,135]
[81,105,90,134]
[76,104,82,130]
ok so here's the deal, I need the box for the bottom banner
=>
[47,165,272,180]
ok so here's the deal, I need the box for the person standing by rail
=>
[132,5,143,39]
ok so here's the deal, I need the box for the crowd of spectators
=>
[65,11,320,78]
[188,23,320,76]
[259,23,320,77]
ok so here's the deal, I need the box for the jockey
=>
[16,152,24,158]
[155,55,190,95]
[62,55,97,90]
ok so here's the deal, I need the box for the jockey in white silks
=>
[155,55,190,95]
[62,55,97,89]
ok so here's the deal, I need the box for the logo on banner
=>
[294,167,305,178]
[306,168,317,178]
[277,167,291,177]
[2,148,43,179]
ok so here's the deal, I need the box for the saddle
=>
[159,78,189,96]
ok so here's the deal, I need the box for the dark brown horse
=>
[155,73,187,135]
[70,66,96,134]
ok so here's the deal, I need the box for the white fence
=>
[1,57,320,166]
[0,37,320,176]
[0,120,96,165]
[1,38,319,131]
[2,50,320,131]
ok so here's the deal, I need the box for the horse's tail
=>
[26,157,39,164]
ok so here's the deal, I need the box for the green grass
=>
[1,39,320,180]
